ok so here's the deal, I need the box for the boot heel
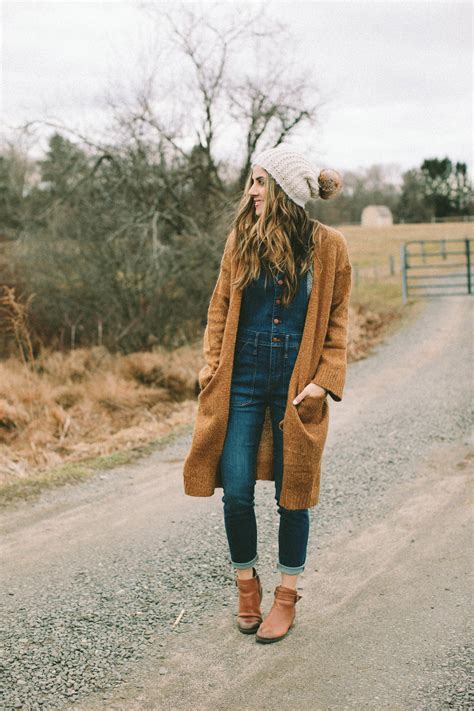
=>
[255,585,301,643]
[235,567,263,634]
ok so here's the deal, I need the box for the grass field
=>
[0,222,471,504]
[341,221,471,269]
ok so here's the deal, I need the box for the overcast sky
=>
[1,0,472,178]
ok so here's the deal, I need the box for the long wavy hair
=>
[229,170,322,306]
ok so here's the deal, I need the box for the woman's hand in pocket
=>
[293,383,327,405]
[198,365,215,393]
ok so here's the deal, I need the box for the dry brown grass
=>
[340,221,471,269]
[0,308,401,489]
[2,222,470,500]
[0,344,200,486]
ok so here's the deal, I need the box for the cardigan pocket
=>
[296,393,327,425]
[199,374,214,393]
[198,367,219,396]
[197,368,223,416]
[198,364,214,392]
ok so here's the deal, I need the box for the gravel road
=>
[0,295,472,711]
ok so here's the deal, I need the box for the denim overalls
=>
[220,263,313,575]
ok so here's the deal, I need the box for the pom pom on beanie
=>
[318,169,343,200]
[251,145,342,208]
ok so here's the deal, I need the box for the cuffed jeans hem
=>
[277,562,305,575]
[231,553,259,570]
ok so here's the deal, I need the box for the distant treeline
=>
[1,4,472,356]
[0,135,472,355]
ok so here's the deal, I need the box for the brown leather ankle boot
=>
[255,584,302,643]
[235,567,263,634]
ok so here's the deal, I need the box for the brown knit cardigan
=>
[183,221,352,509]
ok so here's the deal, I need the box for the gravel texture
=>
[407,644,473,710]
[0,294,472,710]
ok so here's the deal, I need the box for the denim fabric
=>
[237,264,312,338]
[220,267,312,575]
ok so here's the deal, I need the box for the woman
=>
[183,144,352,643]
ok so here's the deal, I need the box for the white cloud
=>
[1,0,472,175]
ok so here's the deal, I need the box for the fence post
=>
[441,239,447,260]
[388,255,395,275]
[466,238,472,295]
[400,243,408,304]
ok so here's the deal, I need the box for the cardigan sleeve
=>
[198,233,234,391]
[311,246,352,402]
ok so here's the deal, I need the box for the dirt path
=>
[75,439,472,711]
[1,295,472,710]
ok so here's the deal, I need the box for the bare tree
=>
[4,2,332,353]
[133,1,327,189]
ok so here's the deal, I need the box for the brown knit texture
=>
[183,221,352,510]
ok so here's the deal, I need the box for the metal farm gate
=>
[400,237,473,304]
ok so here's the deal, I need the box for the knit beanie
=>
[251,145,342,208]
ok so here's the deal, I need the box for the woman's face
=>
[248,166,267,217]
